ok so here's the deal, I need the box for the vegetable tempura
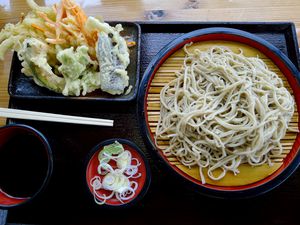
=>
[0,0,133,96]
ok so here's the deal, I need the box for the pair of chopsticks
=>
[0,107,113,127]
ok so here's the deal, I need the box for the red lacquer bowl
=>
[85,139,151,207]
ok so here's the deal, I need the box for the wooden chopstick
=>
[0,107,113,127]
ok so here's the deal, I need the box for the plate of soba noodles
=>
[138,27,300,198]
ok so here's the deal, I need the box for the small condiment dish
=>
[85,138,151,208]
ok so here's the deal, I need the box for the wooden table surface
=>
[1,0,300,126]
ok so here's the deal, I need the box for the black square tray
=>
[8,22,141,102]
[2,22,300,225]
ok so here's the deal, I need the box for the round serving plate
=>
[137,27,300,198]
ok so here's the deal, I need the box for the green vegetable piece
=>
[57,46,89,80]
[98,141,124,163]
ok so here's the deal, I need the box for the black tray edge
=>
[137,21,300,73]
[136,20,295,28]
[286,22,300,70]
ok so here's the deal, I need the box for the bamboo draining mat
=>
[146,40,299,186]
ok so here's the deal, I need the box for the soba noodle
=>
[155,45,294,184]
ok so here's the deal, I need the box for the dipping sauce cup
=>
[0,124,53,208]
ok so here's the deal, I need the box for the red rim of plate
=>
[138,27,300,195]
